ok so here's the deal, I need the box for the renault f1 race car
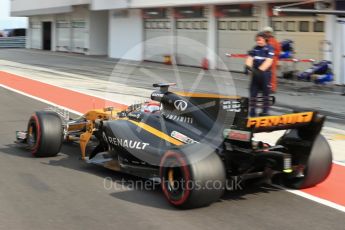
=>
[16,83,332,209]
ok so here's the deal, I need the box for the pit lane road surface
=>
[1,49,345,123]
[0,79,345,230]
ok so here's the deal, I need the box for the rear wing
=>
[246,112,325,135]
[225,111,325,145]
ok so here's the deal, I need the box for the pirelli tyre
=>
[160,144,226,209]
[27,111,63,157]
[277,132,332,189]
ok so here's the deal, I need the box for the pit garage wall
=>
[143,9,173,63]
[271,16,326,73]
[28,15,56,51]
[143,7,210,67]
[56,5,108,55]
[108,9,144,61]
[26,5,108,56]
[26,6,89,53]
[175,7,209,67]
[28,16,42,50]
[89,10,108,55]
[328,1,345,85]
[56,13,72,52]
[217,4,267,72]
[55,5,90,53]
[70,5,89,54]
[338,19,345,85]
[141,4,328,74]
[25,2,337,82]
[329,15,345,85]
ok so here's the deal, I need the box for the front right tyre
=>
[160,146,226,209]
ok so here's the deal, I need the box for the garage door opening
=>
[42,22,52,50]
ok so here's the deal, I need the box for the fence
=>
[0,36,26,48]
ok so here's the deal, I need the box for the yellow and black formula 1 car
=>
[16,83,332,209]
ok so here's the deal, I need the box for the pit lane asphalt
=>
[0,48,344,125]
[1,87,345,230]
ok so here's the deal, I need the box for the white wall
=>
[92,0,295,10]
[324,14,345,85]
[29,17,42,49]
[207,5,217,70]
[341,21,345,85]
[91,0,127,10]
[332,17,345,85]
[28,15,56,50]
[89,10,108,55]
[27,5,109,55]
[11,0,90,13]
[108,9,143,61]
[324,15,334,62]
[71,5,90,53]
[56,13,72,52]
[26,24,31,49]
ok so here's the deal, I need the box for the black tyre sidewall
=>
[278,134,332,189]
[27,111,63,157]
[160,145,226,209]
[300,134,332,188]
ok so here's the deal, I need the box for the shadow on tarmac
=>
[1,142,283,210]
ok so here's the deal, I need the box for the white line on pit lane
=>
[0,84,83,117]
[334,161,345,167]
[273,184,345,213]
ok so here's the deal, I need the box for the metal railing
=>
[0,36,26,48]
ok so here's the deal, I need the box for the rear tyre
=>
[278,134,332,189]
[160,147,226,209]
[27,111,63,157]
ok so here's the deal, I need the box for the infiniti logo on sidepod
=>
[174,100,188,111]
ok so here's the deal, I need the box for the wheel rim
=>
[160,151,191,206]
[168,168,175,189]
[27,123,37,149]
[165,166,184,195]
[27,115,41,155]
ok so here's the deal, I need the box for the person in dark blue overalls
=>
[245,32,274,117]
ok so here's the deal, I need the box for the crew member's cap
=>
[262,26,274,33]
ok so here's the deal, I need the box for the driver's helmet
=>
[141,101,161,113]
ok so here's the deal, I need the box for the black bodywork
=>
[16,83,332,208]
[88,83,324,182]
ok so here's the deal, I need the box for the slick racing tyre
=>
[27,111,63,157]
[160,145,226,209]
[278,133,332,189]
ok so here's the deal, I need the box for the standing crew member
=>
[263,26,281,93]
[245,32,274,117]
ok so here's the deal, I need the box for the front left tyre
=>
[27,111,63,157]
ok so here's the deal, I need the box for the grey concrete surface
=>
[0,49,344,124]
[0,87,345,230]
